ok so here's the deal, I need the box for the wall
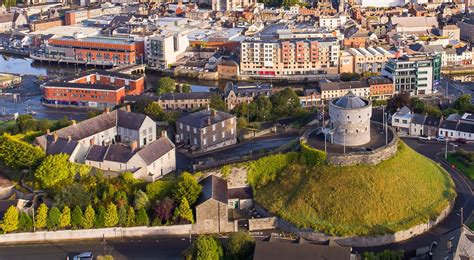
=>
[248,217,278,231]
[0,225,192,244]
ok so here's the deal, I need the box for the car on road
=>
[456,138,468,144]
[419,136,431,141]
[436,136,446,142]
[72,252,93,260]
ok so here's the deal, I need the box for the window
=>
[212,125,216,131]
[203,138,207,145]
[231,128,234,135]
[186,125,190,131]
[193,127,197,134]
[179,123,183,129]
[212,135,216,142]
[222,132,225,138]
[221,121,225,127]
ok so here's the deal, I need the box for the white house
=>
[391,106,413,135]
[438,113,474,141]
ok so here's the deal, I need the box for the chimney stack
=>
[53,132,58,142]
[71,120,76,126]
[67,135,72,143]
[104,107,110,114]
[130,141,138,152]
[126,104,131,112]
[207,117,211,126]
[211,109,217,117]
[161,130,167,138]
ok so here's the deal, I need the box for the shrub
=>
[227,231,255,260]
[173,197,193,224]
[192,235,224,260]
[145,180,174,202]
[247,152,298,190]
[154,197,175,225]
[133,190,150,210]
[172,172,202,205]
[0,133,45,170]
[71,206,83,229]
[2,205,19,233]
[126,207,136,227]
[136,208,149,226]
[104,203,119,227]
[47,207,61,230]
[95,206,106,228]
[82,205,96,229]
[35,203,48,230]
[18,212,33,232]
[118,206,127,227]
[35,154,75,190]
[59,206,71,229]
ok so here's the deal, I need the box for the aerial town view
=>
[0,0,473,258]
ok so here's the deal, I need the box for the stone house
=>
[227,186,253,209]
[194,175,235,234]
[176,108,236,152]
[223,82,273,110]
[409,114,426,136]
[423,115,441,137]
[157,92,214,110]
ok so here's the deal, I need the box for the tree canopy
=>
[172,172,202,205]
[227,231,255,260]
[209,94,226,111]
[157,77,176,95]
[192,235,224,260]
[35,154,76,190]
[0,133,45,170]
[2,205,19,233]
[173,197,194,224]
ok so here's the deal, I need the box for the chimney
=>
[89,138,95,146]
[161,130,167,138]
[104,107,110,114]
[71,120,76,126]
[211,109,217,117]
[126,104,131,112]
[130,140,138,152]
[207,117,211,126]
[46,129,50,135]
[67,135,72,143]
[53,132,58,142]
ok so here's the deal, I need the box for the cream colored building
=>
[319,81,370,100]
[339,47,394,74]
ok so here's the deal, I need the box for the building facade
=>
[339,47,394,74]
[224,82,272,110]
[157,92,214,110]
[319,80,370,100]
[147,32,189,69]
[367,77,394,100]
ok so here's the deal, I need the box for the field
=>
[252,142,456,236]
[447,154,474,180]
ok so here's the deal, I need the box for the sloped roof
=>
[85,145,108,162]
[391,16,438,29]
[159,92,214,101]
[432,225,474,259]
[45,137,79,156]
[177,109,234,128]
[136,136,174,165]
[104,144,134,163]
[332,92,369,109]
[253,240,352,260]
[412,114,426,125]
[197,175,228,205]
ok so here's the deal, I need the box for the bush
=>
[173,197,194,224]
[59,206,71,229]
[192,235,224,260]
[0,133,45,170]
[145,180,174,202]
[126,207,136,227]
[247,152,298,190]
[227,231,255,260]
[18,212,33,232]
[95,206,106,228]
[172,172,202,205]
[136,208,149,226]
[71,206,83,229]
[35,154,76,190]
[118,206,127,227]
[2,206,19,233]
[47,207,61,230]
[299,140,327,167]
[82,205,96,229]
[35,203,48,230]
[104,203,119,227]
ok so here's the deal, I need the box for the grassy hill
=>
[251,142,455,236]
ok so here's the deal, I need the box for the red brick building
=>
[42,70,144,108]
[367,77,394,100]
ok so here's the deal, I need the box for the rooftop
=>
[332,91,369,109]
[177,109,235,128]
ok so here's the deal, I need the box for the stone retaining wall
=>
[0,225,192,244]
[248,217,278,231]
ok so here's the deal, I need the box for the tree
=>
[35,154,75,190]
[270,88,301,117]
[143,102,163,120]
[453,94,473,113]
[47,207,61,230]
[118,206,127,227]
[172,172,202,205]
[249,95,272,122]
[71,206,83,229]
[173,197,194,224]
[154,197,175,225]
[0,133,45,170]
[2,205,19,233]
[35,203,48,230]
[18,212,33,232]
[146,180,175,202]
[82,205,95,229]
[126,207,136,227]
[157,77,176,95]
[54,183,92,210]
[180,84,192,93]
[135,208,149,226]
[133,190,150,210]
[104,203,119,227]
[95,206,106,228]
[59,206,71,229]
[227,231,255,260]
[362,250,404,260]
[340,72,361,81]
[209,94,226,111]
[409,97,427,114]
[387,92,410,114]
[192,235,224,260]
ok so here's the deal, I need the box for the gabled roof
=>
[136,136,174,165]
[197,175,228,205]
[253,240,352,260]
[103,145,134,163]
[411,114,426,125]
[177,109,234,128]
[85,145,109,162]
[45,137,79,156]
[424,116,441,127]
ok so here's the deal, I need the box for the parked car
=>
[419,136,431,141]
[436,136,446,142]
[456,138,468,144]
[72,252,93,260]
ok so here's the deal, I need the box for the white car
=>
[436,136,446,142]
[419,136,431,141]
[72,252,93,260]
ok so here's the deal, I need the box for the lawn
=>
[446,154,474,180]
[252,142,456,236]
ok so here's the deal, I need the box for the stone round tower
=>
[328,92,372,146]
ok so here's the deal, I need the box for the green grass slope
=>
[253,142,456,236]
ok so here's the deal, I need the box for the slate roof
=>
[228,187,253,200]
[45,137,79,156]
[411,114,426,125]
[332,92,369,109]
[424,116,441,127]
[159,92,214,101]
[253,240,352,260]
[319,80,369,91]
[103,145,134,163]
[177,109,235,128]
[197,175,228,205]
[85,145,109,162]
[367,77,392,85]
[44,82,125,91]
[136,136,174,165]
[117,109,147,130]
[440,120,459,131]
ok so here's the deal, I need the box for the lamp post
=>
[445,139,448,159]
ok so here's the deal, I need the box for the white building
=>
[356,0,407,7]
[439,113,474,141]
[319,15,348,30]
[147,31,189,69]
[391,106,413,135]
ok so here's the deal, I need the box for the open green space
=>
[446,153,474,180]
[249,142,455,236]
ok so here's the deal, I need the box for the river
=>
[0,55,221,120]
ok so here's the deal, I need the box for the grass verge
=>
[446,154,474,180]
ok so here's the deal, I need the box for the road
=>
[355,138,474,255]
[0,236,191,260]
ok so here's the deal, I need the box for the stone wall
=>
[248,217,278,231]
[194,199,235,234]
[327,124,398,166]
[0,225,192,244]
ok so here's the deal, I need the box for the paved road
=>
[0,236,191,260]
[355,138,474,255]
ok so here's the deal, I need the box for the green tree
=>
[227,231,255,260]
[172,172,202,205]
[157,77,176,95]
[249,95,272,122]
[18,212,33,232]
[146,180,175,202]
[53,183,92,210]
[362,250,404,260]
[409,97,427,114]
[104,203,119,227]
[192,235,224,260]
[118,206,127,227]
[135,208,149,226]
[95,206,106,228]
[35,203,48,230]
[133,190,150,210]
[453,94,473,113]
[270,88,301,117]
[154,197,175,225]
[47,207,61,230]
[71,206,83,229]
[0,133,45,170]
[82,205,95,229]
[143,102,163,120]
[59,206,71,229]
[209,94,226,111]
[387,92,410,114]
[2,205,19,233]
[126,207,136,227]
[35,154,75,190]
[180,84,192,93]
[173,197,194,224]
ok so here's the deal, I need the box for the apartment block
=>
[240,37,340,76]
[147,32,189,69]
[382,53,441,95]
[339,47,394,74]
